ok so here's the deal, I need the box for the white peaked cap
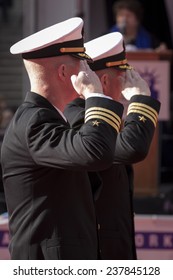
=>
[85,32,131,71]
[10,17,91,61]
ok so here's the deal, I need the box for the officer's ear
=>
[58,64,67,81]
[100,73,109,93]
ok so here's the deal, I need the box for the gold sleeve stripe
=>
[128,102,158,118]
[85,115,120,133]
[85,111,121,129]
[85,107,121,123]
[128,105,158,123]
[127,109,157,127]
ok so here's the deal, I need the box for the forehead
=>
[116,8,137,18]
[105,67,125,77]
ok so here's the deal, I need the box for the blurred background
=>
[0,0,173,259]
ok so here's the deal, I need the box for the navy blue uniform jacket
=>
[64,95,161,259]
[1,91,123,259]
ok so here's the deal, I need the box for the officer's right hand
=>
[71,61,103,99]
[121,69,151,100]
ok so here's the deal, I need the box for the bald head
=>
[23,55,80,110]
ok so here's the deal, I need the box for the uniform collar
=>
[24,91,67,122]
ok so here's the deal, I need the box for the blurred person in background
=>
[109,0,167,51]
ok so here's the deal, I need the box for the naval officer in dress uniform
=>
[64,32,161,259]
[1,18,124,259]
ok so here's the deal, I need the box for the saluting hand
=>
[71,61,103,99]
[121,69,151,100]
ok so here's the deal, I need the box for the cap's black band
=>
[22,38,84,59]
[88,50,126,71]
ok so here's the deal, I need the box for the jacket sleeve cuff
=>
[128,95,161,127]
[85,97,124,133]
